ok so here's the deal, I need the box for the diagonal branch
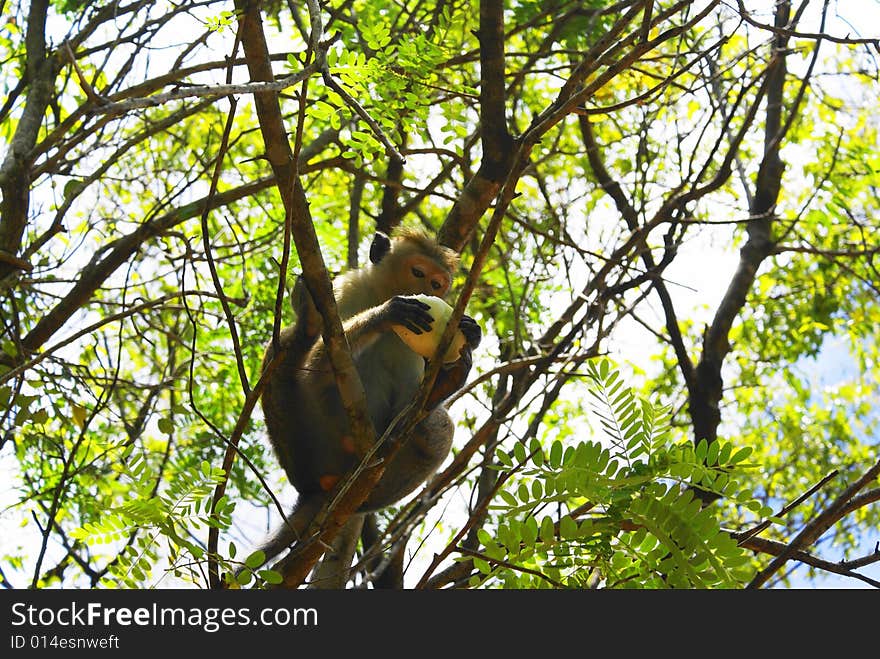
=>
[231,0,380,588]
[733,533,880,589]
[579,116,695,390]
[746,457,880,588]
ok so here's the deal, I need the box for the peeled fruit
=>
[392,294,467,363]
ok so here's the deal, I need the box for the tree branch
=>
[747,457,880,588]
[438,0,513,251]
[232,0,381,588]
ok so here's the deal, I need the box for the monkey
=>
[251,228,481,582]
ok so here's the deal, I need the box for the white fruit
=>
[392,294,467,363]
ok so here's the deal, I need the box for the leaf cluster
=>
[473,360,761,588]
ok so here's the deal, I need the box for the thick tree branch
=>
[0,0,54,278]
[690,1,795,448]
[0,0,157,279]
[438,0,513,251]
[88,69,322,117]
[376,149,405,236]
[232,0,383,588]
[11,179,270,356]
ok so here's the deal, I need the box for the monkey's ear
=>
[369,231,391,264]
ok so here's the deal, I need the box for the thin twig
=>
[736,470,838,546]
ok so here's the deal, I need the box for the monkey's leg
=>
[363,407,454,511]
[361,515,407,589]
[278,411,451,588]
[307,513,364,589]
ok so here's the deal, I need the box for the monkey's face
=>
[399,253,451,298]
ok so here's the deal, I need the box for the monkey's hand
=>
[425,344,472,409]
[424,315,479,407]
[384,295,434,334]
[458,314,481,349]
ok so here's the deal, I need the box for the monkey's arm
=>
[308,296,435,364]
[262,275,323,376]
[290,275,322,344]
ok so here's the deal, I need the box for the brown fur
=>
[251,228,479,582]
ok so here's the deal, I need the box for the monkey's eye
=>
[431,280,443,291]
[412,267,425,279]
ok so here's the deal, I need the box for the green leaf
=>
[522,517,539,545]
[477,529,493,546]
[559,515,577,539]
[695,439,708,463]
[259,570,283,585]
[718,442,732,465]
[498,490,518,507]
[63,180,82,199]
[707,440,720,466]
[531,479,543,500]
[729,446,753,463]
[549,440,563,468]
[244,550,266,569]
[474,557,491,574]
